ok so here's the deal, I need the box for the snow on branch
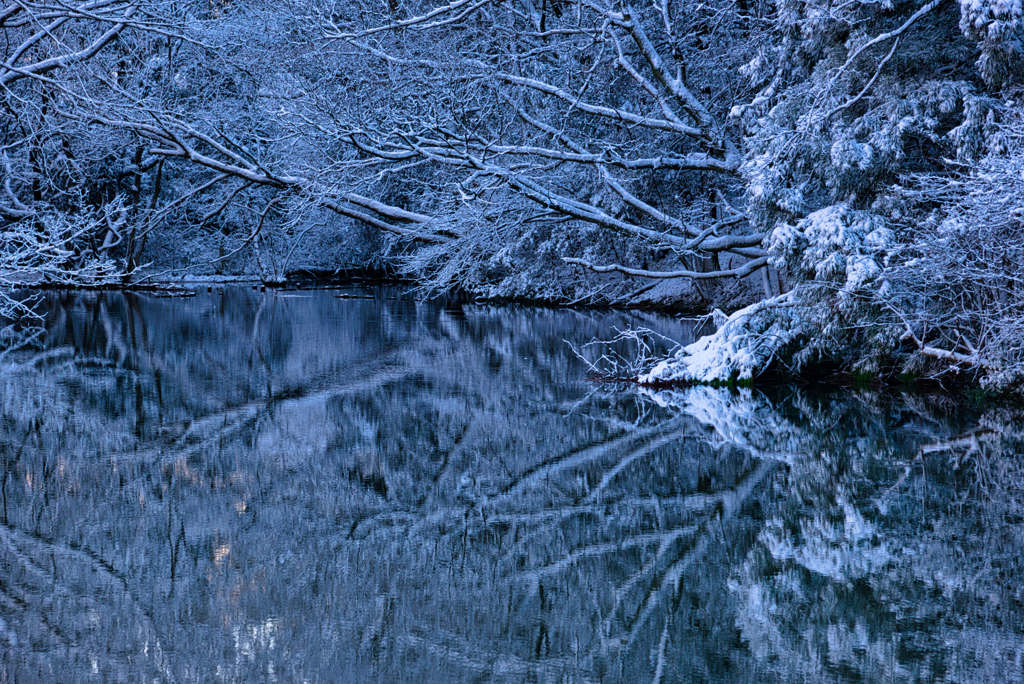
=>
[563,256,770,280]
[639,293,802,385]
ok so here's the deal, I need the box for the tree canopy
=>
[2,0,1023,387]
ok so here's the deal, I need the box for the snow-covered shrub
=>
[773,205,898,369]
[641,205,896,384]
[959,0,1024,86]
[770,205,891,296]
[640,294,803,384]
[1,211,125,319]
[880,112,1024,390]
[682,0,1022,386]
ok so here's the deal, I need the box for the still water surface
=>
[1,287,1023,683]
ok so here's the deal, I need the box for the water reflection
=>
[650,387,1024,683]
[1,288,1022,683]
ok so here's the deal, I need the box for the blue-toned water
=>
[1,287,1022,683]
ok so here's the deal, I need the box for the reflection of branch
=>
[616,458,777,654]
[918,431,992,457]
[605,525,688,642]
[493,415,690,502]
[581,430,694,504]
[519,526,698,582]
[486,493,724,527]
[0,342,72,370]
[652,620,671,684]
[873,426,1001,513]
[0,522,176,683]
[394,631,600,683]
[109,361,414,467]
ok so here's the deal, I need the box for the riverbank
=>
[4,272,1020,401]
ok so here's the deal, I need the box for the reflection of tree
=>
[5,288,766,683]
[647,386,1024,684]
[2,292,1023,682]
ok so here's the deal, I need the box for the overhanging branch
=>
[564,256,770,280]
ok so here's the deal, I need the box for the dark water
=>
[1,288,1023,683]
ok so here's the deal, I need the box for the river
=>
[1,287,1022,683]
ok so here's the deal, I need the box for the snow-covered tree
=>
[640,0,1024,387]
[3,0,1024,389]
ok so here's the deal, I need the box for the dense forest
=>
[1,0,1023,389]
